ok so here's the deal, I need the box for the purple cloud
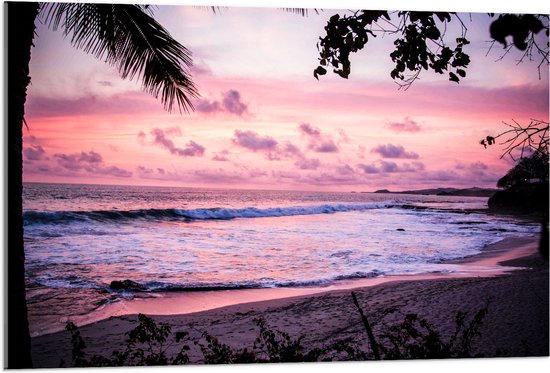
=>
[298,122,321,137]
[212,149,230,162]
[386,118,422,132]
[314,141,339,153]
[137,166,155,174]
[150,128,205,157]
[358,161,424,174]
[232,130,278,151]
[337,164,354,175]
[54,151,103,170]
[196,90,248,116]
[190,60,212,76]
[191,167,266,184]
[99,166,133,178]
[358,163,380,174]
[222,90,248,115]
[23,145,47,161]
[295,157,320,170]
[455,161,489,171]
[53,150,132,178]
[371,144,419,159]
[278,142,321,170]
[196,99,221,114]
[298,122,339,153]
[282,143,302,157]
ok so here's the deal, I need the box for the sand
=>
[30,236,549,367]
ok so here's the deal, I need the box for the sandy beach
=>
[30,236,548,367]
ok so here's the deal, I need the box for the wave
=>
[31,270,387,294]
[23,202,393,225]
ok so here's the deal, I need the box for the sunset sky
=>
[22,1,549,191]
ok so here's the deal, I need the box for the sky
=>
[21,0,549,191]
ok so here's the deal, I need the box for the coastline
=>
[29,235,537,337]
[31,235,548,366]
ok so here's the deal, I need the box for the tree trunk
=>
[6,2,39,368]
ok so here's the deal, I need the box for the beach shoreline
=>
[30,234,548,366]
[29,235,537,337]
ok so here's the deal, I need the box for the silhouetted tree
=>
[6,2,198,368]
[496,152,549,189]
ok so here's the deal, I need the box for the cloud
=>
[337,128,351,144]
[196,99,221,114]
[148,128,206,157]
[336,164,354,175]
[190,167,266,184]
[53,150,132,177]
[358,161,424,174]
[232,130,278,151]
[298,122,339,153]
[196,90,248,116]
[358,163,380,174]
[54,151,103,170]
[231,131,322,170]
[386,118,422,132]
[279,142,320,169]
[281,143,302,157]
[371,144,419,159]
[190,60,212,76]
[455,161,489,171]
[304,172,362,186]
[212,149,230,162]
[298,123,321,137]
[137,131,147,143]
[222,90,248,115]
[98,166,133,178]
[454,161,500,182]
[294,157,320,170]
[26,92,164,117]
[23,145,47,161]
[97,80,113,87]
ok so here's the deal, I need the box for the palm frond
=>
[192,5,226,14]
[40,3,198,113]
[280,8,320,17]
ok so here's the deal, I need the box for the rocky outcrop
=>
[109,280,147,292]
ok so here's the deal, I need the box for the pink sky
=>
[22,3,549,191]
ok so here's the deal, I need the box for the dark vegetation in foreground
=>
[61,293,493,367]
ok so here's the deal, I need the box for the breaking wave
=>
[23,202,394,225]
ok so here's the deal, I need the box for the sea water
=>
[23,182,539,335]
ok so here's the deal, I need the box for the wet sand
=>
[31,236,549,367]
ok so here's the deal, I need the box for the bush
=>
[61,297,491,366]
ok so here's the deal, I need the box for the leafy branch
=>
[315,10,471,89]
[315,11,548,89]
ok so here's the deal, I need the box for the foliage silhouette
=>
[62,301,493,367]
[62,314,191,367]
[377,307,489,359]
[352,293,491,359]
[481,119,549,162]
[314,10,548,88]
[496,152,549,189]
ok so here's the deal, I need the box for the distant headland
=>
[372,187,498,197]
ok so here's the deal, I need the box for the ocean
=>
[23,182,539,336]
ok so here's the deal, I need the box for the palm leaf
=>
[281,8,320,16]
[40,3,198,113]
